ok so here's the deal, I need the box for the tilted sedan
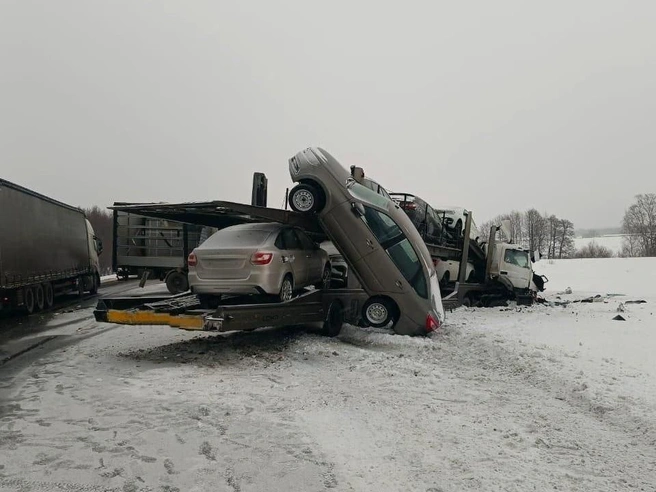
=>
[187,222,331,305]
[287,147,445,335]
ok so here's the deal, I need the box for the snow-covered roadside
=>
[1,258,655,491]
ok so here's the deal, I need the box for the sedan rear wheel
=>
[362,297,397,328]
[289,183,323,214]
[278,275,294,302]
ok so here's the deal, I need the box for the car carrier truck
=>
[0,178,103,314]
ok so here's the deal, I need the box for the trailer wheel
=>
[166,271,189,294]
[43,283,54,309]
[362,297,398,328]
[320,300,344,337]
[34,284,45,311]
[23,287,35,315]
[90,274,100,295]
[288,183,324,214]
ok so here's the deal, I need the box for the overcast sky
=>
[1,0,654,229]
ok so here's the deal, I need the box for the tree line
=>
[477,193,656,259]
[82,193,656,273]
[478,209,577,259]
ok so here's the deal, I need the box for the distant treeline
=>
[481,193,656,259]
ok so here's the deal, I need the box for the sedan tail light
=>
[187,252,197,267]
[251,252,273,265]
[426,312,441,332]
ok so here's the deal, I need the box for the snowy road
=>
[1,262,655,491]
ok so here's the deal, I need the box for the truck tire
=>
[90,274,100,295]
[166,271,189,294]
[34,284,45,311]
[43,283,54,309]
[23,287,35,315]
[320,300,343,337]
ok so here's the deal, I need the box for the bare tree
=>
[557,219,575,258]
[575,241,614,258]
[524,208,547,256]
[621,193,656,256]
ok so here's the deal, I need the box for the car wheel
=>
[166,271,189,294]
[440,271,450,287]
[278,275,294,302]
[455,219,463,236]
[289,183,323,214]
[43,283,54,309]
[362,297,397,328]
[315,264,331,290]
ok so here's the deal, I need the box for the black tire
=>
[462,296,472,308]
[362,297,398,328]
[455,219,463,236]
[278,275,294,302]
[320,300,343,337]
[466,269,476,283]
[23,287,35,315]
[441,271,450,287]
[314,263,332,290]
[288,183,324,214]
[77,276,85,297]
[34,284,45,311]
[90,274,100,295]
[166,271,189,294]
[43,283,54,309]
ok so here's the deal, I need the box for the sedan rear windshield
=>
[203,228,272,248]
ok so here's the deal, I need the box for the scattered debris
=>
[617,303,625,313]
[625,300,647,304]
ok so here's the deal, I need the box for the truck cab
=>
[487,243,533,293]
[85,219,103,287]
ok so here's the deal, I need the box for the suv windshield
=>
[360,205,428,299]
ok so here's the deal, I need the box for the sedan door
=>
[295,228,324,283]
[278,228,307,287]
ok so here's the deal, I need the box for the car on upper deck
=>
[287,147,444,335]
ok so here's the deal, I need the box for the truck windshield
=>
[504,249,530,268]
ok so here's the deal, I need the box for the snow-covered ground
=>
[1,259,655,491]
